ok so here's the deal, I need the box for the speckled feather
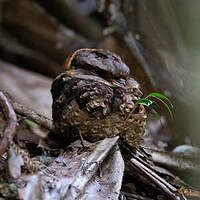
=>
[51,49,147,147]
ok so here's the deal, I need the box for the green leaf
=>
[137,98,154,107]
[137,98,163,127]
[137,92,174,126]
[24,119,37,127]
[149,96,173,119]
[137,99,159,110]
[146,93,173,108]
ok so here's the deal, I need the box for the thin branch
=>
[0,91,17,156]
[130,158,181,200]
[12,101,54,131]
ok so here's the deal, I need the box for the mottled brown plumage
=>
[51,49,146,147]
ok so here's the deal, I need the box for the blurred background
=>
[0,0,200,188]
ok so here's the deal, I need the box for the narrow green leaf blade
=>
[137,98,154,107]
[146,92,173,108]
[24,119,37,127]
[151,96,173,119]
[137,98,164,126]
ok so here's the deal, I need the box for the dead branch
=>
[130,158,181,200]
[12,101,54,131]
[0,91,17,156]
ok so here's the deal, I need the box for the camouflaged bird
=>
[51,49,147,147]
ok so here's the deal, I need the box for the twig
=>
[119,141,181,199]
[0,91,17,156]
[12,101,54,131]
[130,158,181,200]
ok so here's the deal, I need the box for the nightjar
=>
[51,49,147,147]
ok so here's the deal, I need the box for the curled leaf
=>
[149,96,173,119]
[137,92,174,126]
[146,93,173,108]
[137,98,154,107]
